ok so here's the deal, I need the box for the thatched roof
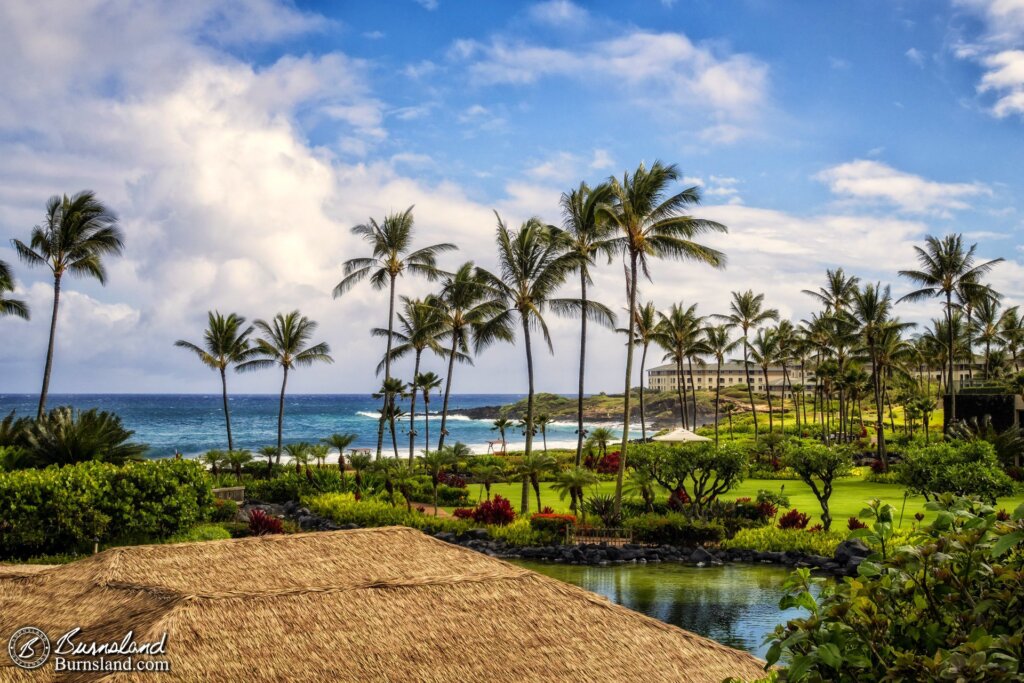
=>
[0,527,766,682]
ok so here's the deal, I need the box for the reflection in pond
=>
[513,561,812,658]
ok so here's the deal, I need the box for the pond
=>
[513,561,812,658]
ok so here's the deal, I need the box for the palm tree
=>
[419,449,455,516]
[415,371,444,456]
[559,182,617,466]
[175,311,254,451]
[310,444,330,469]
[202,449,226,476]
[430,262,513,450]
[899,235,1003,422]
[718,290,778,439]
[258,445,278,477]
[472,460,505,500]
[12,191,123,416]
[585,426,616,461]
[322,433,358,474]
[491,417,512,455]
[654,302,702,429]
[515,452,557,512]
[237,311,333,459]
[284,442,312,474]
[349,451,372,494]
[703,324,739,446]
[372,377,406,460]
[535,413,553,455]
[802,268,859,313]
[552,466,599,517]
[972,296,1003,380]
[622,301,658,441]
[747,327,781,432]
[999,306,1024,372]
[0,260,29,320]
[224,449,253,482]
[605,161,727,514]
[333,206,457,457]
[373,297,445,464]
[484,215,577,514]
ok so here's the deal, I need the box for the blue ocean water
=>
[0,394,637,458]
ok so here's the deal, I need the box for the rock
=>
[689,547,715,564]
[469,528,490,540]
[834,539,870,564]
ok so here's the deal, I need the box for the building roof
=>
[0,527,766,682]
[648,361,777,372]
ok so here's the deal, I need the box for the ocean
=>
[0,393,639,458]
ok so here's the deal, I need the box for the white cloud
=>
[527,0,589,26]
[952,1,1024,118]
[905,47,925,66]
[815,160,991,216]
[589,149,614,171]
[414,0,439,10]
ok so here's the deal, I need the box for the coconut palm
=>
[552,466,599,517]
[0,260,29,320]
[175,311,254,451]
[585,426,616,462]
[430,262,513,450]
[373,297,445,464]
[619,301,658,442]
[747,327,781,432]
[349,451,372,494]
[605,161,727,513]
[718,290,779,439]
[802,268,859,313]
[491,417,512,455]
[898,234,1003,422]
[535,413,553,455]
[237,311,333,459]
[472,460,505,500]
[653,302,702,430]
[483,215,578,514]
[419,448,456,516]
[372,377,406,460]
[515,452,557,512]
[224,449,253,482]
[322,432,358,473]
[999,306,1024,372]
[202,449,226,476]
[284,442,312,474]
[703,324,739,446]
[559,182,618,465]
[12,191,123,417]
[333,206,457,457]
[972,296,1004,380]
[414,371,444,456]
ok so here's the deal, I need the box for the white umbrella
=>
[652,428,711,443]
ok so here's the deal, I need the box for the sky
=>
[1,0,1023,395]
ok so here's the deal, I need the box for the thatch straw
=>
[0,527,766,682]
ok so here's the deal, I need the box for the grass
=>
[468,473,1024,529]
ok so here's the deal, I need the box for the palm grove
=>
[4,165,1022,518]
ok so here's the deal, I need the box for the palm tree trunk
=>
[871,347,886,465]
[37,274,62,418]
[376,274,398,459]
[639,342,649,441]
[437,335,459,450]
[714,358,722,447]
[521,314,535,515]
[277,366,288,462]
[220,366,234,451]
[423,394,431,457]
[576,272,588,466]
[675,356,687,429]
[409,351,422,465]
[947,292,956,423]
[687,357,698,430]
[615,252,638,516]
[743,333,758,439]
[762,366,774,432]
[389,395,400,460]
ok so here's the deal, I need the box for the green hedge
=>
[623,513,724,546]
[246,469,349,504]
[0,459,213,559]
[308,493,471,535]
[721,526,846,556]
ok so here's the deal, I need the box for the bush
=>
[1,407,147,467]
[245,469,348,504]
[473,495,516,526]
[898,440,1016,501]
[248,509,284,535]
[596,451,621,475]
[623,513,724,546]
[530,513,576,539]
[164,523,232,544]
[722,526,845,556]
[307,493,471,536]
[757,489,790,509]
[210,498,239,522]
[0,459,212,559]
[452,507,475,519]
[778,508,810,530]
[847,516,867,530]
[488,518,543,546]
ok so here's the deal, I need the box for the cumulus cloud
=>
[527,0,589,26]
[953,0,1024,118]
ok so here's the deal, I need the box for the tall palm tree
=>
[419,448,455,516]
[0,260,29,320]
[415,371,444,456]
[491,416,512,455]
[802,268,859,313]
[747,327,781,432]
[625,301,658,442]
[552,466,599,517]
[654,302,702,429]
[372,377,406,460]
[322,432,358,473]
[484,215,577,514]
[333,206,456,457]
[585,426,617,461]
[972,296,1003,380]
[237,311,333,459]
[430,262,513,451]
[175,311,254,451]
[898,234,1003,423]
[12,191,123,416]
[559,182,617,466]
[535,413,554,455]
[515,451,557,512]
[703,324,739,446]
[373,297,445,464]
[605,161,727,513]
[717,290,778,439]
[999,306,1024,372]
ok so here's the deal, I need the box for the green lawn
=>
[468,474,1024,528]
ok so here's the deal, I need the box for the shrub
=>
[847,516,867,530]
[722,526,845,556]
[778,508,810,530]
[308,493,471,536]
[756,489,790,509]
[248,509,284,535]
[596,451,621,475]
[898,440,1016,501]
[2,407,147,468]
[165,523,232,544]
[245,469,348,504]
[0,459,212,559]
[530,513,576,538]
[473,495,516,526]
[437,471,467,488]
[488,518,543,546]
[583,493,621,526]
[869,459,887,474]
[452,507,475,520]
[210,498,239,523]
[623,513,724,546]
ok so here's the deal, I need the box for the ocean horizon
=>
[0,393,640,458]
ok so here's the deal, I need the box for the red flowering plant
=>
[777,508,810,530]
[472,495,516,526]
[848,516,867,530]
[530,513,576,539]
[248,509,284,536]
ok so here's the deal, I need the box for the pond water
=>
[513,561,811,658]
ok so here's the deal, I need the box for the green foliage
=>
[210,498,239,522]
[784,444,854,530]
[721,527,845,556]
[898,440,1016,501]
[767,497,1024,682]
[0,407,147,467]
[623,513,725,546]
[164,523,232,544]
[629,442,747,516]
[487,517,543,546]
[308,493,470,535]
[0,459,212,559]
[245,468,348,503]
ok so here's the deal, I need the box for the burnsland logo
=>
[7,627,170,673]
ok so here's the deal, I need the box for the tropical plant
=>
[284,442,312,474]
[747,326,781,433]
[349,451,372,493]
[630,442,747,519]
[551,466,599,516]
[322,433,358,473]
[237,311,332,459]
[703,324,739,446]
[202,449,227,476]
[224,449,253,481]
[585,426,617,462]
[784,444,853,531]
[718,290,778,439]
[534,413,553,454]
[0,260,29,320]
[333,206,456,457]
[14,407,146,467]
[654,302,703,430]
[419,448,456,516]
[174,311,254,451]
[619,301,658,441]
[414,371,444,457]
[605,161,727,514]
[12,191,123,417]
[514,451,557,513]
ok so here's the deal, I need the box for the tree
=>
[898,440,1015,501]
[322,432,358,473]
[430,262,512,450]
[12,191,124,417]
[484,215,577,514]
[703,325,739,446]
[559,182,617,466]
[310,444,329,469]
[414,371,444,456]
[349,451,372,494]
[898,234,1003,423]
[972,296,1004,380]
[999,306,1023,372]
[515,451,557,512]
[630,442,746,519]
[535,413,553,455]
[333,206,456,457]
[175,311,254,451]
[784,443,853,531]
[419,449,455,516]
[801,267,859,313]
[471,457,505,500]
[373,297,444,464]
[619,301,658,441]
[605,161,727,515]
[372,377,406,460]
[491,417,511,455]
[202,449,226,476]
[748,327,781,433]
[585,426,616,462]
[15,407,146,468]
[718,290,778,440]
[552,466,599,517]
[654,302,702,430]
[258,445,278,477]
[284,442,311,474]
[237,311,333,459]
[224,449,253,482]
[0,260,29,320]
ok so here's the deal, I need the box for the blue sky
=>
[0,0,1022,395]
